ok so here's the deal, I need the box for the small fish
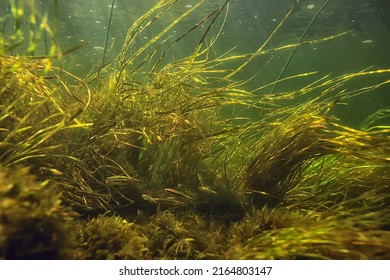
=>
[142,194,156,204]
[164,188,192,200]
[198,186,217,194]
[106,176,132,186]
[39,167,63,176]
[246,190,284,202]
[154,198,187,206]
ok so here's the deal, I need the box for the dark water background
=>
[1,0,389,127]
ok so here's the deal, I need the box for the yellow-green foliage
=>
[0,0,389,260]
[0,165,75,259]
[226,209,390,260]
[73,216,149,260]
[140,211,224,260]
[73,211,225,260]
[0,55,90,169]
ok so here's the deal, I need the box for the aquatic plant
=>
[73,215,149,260]
[0,0,389,260]
[226,207,390,259]
[0,165,75,259]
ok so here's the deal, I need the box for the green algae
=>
[0,0,389,260]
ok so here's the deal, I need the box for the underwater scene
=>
[0,0,389,260]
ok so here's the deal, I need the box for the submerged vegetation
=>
[0,0,389,259]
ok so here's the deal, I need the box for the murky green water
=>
[3,0,387,126]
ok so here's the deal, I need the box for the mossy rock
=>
[0,165,75,259]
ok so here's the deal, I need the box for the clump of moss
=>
[73,215,149,260]
[0,165,75,259]
[72,211,225,260]
[141,211,208,259]
[227,207,315,245]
